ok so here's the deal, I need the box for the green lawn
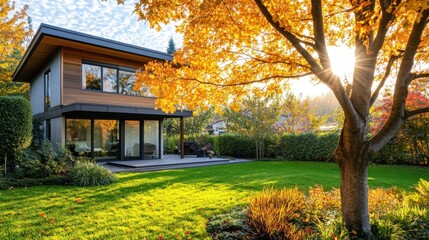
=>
[1,161,427,239]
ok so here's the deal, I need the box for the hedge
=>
[215,134,255,158]
[0,96,32,172]
[280,133,338,162]
[163,131,425,165]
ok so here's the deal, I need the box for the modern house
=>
[12,24,192,161]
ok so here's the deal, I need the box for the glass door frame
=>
[121,120,143,160]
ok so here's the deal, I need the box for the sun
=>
[328,46,355,79]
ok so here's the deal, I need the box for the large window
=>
[82,64,101,90]
[102,67,118,93]
[66,119,91,157]
[82,62,152,97]
[44,70,51,110]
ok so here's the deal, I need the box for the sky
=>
[15,0,331,97]
[15,0,182,52]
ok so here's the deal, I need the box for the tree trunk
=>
[335,126,374,239]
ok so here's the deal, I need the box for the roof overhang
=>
[34,103,192,120]
[13,24,173,83]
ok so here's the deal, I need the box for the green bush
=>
[280,133,338,162]
[12,140,75,179]
[216,134,255,158]
[69,161,117,187]
[0,96,32,172]
[371,137,412,165]
[206,207,251,240]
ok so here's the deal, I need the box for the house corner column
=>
[180,117,184,159]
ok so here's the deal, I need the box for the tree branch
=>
[370,0,397,55]
[228,50,311,69]
[253,0,360,128]
[176,73,313,87]
[412,72,429,80]
[311,0,331,70]
[370,9,429,153]
[252,0,322,73]
[406,107,429,118]
[370,54,401,106]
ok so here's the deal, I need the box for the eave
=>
[12,24,173,83]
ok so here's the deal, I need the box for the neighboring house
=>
[13,24,192,161]
[206,119,227,135]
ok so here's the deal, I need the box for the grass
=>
[0,161,427,239]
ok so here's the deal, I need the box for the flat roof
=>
[13,24,173,83]
[35,103,193,120]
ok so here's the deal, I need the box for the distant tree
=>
[309,92,340,116]
[0,2,32,97]
[225,92,282,159]
[185,109,213,138]
[166,37,176,55]
[163,109,213,138]
[276,94,327,134]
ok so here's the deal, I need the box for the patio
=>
[99,154,251,172]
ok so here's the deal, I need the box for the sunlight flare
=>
[328,46,355,79]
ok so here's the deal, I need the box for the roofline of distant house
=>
[12,23,173,81]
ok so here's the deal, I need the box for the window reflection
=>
[144,120,159,159]
[82,64,101,90]
[102,67,118,93]
[125,120,140,158]
[94,120,120,160]
[66,119,91,157]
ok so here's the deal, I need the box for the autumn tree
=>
[276,94,327,134]
[0,0,32,96]
[163,109,213,138]
[371,88,429,164]
[225,91,283,159]
[122,0,429,238]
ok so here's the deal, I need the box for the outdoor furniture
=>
[184,141,198,155]
[74,142,90,154]
[144,143,156,158]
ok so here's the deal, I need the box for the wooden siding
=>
[62,47,156,108]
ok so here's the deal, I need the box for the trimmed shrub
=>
[69,161,117,187]
[216,134,255,158]
[0,96,32,172]
[280,133,338,162]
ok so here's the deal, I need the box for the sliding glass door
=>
[143,120,159,159]
[66,118,161,160]
[124,120,140,159]
[94,120,119,160]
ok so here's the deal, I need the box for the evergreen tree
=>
[166,37,176,54]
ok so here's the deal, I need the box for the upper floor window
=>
[44,70,51,110]
[82,62,153,97]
